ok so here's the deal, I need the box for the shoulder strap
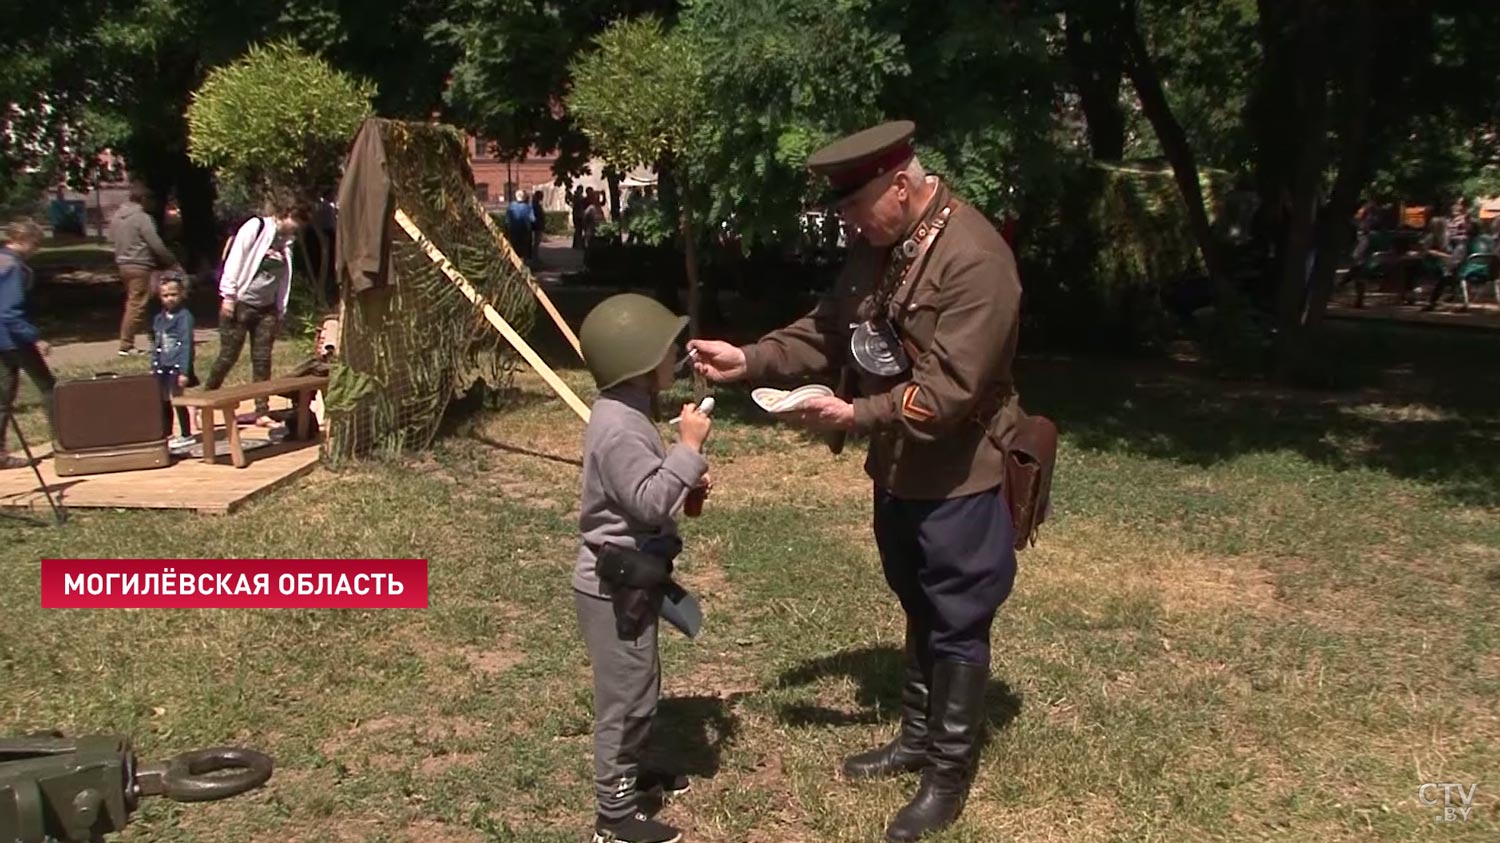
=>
[891,201,958,313]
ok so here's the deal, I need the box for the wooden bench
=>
[172,375,329,468]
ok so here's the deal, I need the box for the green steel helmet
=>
[579,293,689,390]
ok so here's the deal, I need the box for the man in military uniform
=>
[689,121,1022,842]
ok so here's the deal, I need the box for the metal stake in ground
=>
[1,391,65,527]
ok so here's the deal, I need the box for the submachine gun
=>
[0,733,273,843]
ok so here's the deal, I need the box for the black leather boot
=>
[842,637,932,780]
[884,659,988,842]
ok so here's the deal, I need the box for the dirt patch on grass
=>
[662,660,760,701]
[416,751,484,777]
[1456,542,1500,561]
[710,450,869,508]
[401,820,486,843]
[966,795,1128,843]
[1037,526,1285,620]
[320,715,490,758]
[286,818,383,843]
[460,646,523,676]
[1155,558,1282,617]
[371,614,526,680]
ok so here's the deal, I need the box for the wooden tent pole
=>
[394,208,591,424]
[474,196,585,360]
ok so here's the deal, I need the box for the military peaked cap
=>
[806,120,917,206]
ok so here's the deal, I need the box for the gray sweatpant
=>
[575,589,660,821]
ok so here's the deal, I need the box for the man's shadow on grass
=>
[771,645,1023,735]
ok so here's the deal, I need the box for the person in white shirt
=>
[203,201,309,426]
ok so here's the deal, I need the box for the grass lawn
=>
[1,318,1497,843]
[27,237,117,272]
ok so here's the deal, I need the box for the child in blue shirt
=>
[151,273,197,448]
[1,219,54,469]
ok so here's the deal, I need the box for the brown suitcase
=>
[53,372,168,451]
[52,440,171,477]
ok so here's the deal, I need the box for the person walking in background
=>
[506,190,535,261]
[0,219,56,467]
[582,187,602,250]
[531,190,547,264]
[571,185,588,249]
[109,179,181,356]
[1426,197,1475,311]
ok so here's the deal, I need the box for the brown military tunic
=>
[740,179,1023,500]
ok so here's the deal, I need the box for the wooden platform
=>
[1,397,323,516]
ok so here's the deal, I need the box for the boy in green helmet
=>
[575,293,712,843]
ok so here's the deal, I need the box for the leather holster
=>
[597,537,680,638]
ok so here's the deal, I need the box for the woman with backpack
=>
[203,200,310,427]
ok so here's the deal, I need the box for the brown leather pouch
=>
[1001,412,1058,551]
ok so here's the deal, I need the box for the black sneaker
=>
[592,812,682,843]
[637,769,691,797]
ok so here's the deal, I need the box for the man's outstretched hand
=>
[775,395,855,433]
[687,339,747,383]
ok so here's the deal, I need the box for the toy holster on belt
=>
[596,535,705,639]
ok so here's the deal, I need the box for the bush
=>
[187,40,375,205]
[544,211,570,237]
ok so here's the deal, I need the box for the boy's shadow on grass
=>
[645,693,743,783]
[771,645,1023,733]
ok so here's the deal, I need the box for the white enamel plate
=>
[751,384,835,414]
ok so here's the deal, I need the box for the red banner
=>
[40,559,429,609]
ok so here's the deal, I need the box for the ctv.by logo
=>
[1418,783,1478,822]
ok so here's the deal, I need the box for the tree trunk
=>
[678,176,705,402]
[1064,4,1127,161]
[607,172,622,223]
[1274,1,1376,380]
[1119,0,1230,300]
[1269,2,1332,380]
[1248,0,1299,309]
[174,159,219,275]
[654,157,684,311]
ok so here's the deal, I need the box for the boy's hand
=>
[177,374,189,387]
[35,341,50,356]
[219,299,235,320]
[677,402,713,451]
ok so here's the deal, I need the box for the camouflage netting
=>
[323,119,537,464]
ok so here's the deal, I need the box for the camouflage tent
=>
[323,118,538,464]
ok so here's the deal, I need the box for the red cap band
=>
[827,141,916,192]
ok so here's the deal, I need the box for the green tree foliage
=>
[1128,0,1259,173]
[437,0,679,181]
[187,41,376,206]
[4,0,453,269]
[680,0,904,247]
[568,16,703,177]
[876,0,1063,222]
[568,15,710,345]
